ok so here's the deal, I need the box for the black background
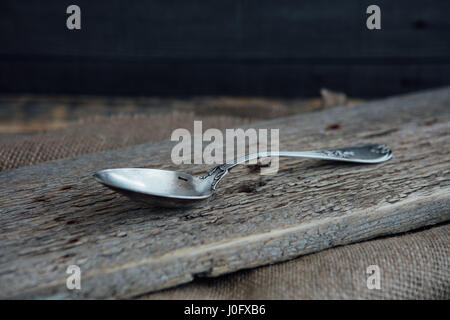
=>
[1,0,449,97]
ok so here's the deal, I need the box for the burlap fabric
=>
[0,95,319,171]
[144,224,449,299]
[2,109,448,299]
[0,113,257,171]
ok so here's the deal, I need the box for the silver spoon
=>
[93,144,392,206]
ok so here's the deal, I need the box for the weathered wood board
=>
[0,88,449,298]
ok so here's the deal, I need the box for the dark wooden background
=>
[1,0,449,97]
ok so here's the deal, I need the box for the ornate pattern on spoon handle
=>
[201,144,392,191]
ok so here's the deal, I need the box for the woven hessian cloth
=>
[0,113,257,171]
[144,224,449,299]
[3,114,449,299]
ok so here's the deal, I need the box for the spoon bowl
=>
[94,168,213,201]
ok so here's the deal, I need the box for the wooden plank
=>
[0,87,449,298]
[0,95,332,134]
[0,94,349,170]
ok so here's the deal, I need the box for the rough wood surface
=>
[0,93,356,171]
[1,88,449,299]
[0,94,348,134]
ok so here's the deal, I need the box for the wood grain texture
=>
[0,94,336,134]
[0,88,449,298]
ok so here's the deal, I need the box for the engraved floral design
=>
[319,150,355,158]
[200,165,229,190]
[370,144,390,154]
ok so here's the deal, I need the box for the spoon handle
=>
[205,144,392,190]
